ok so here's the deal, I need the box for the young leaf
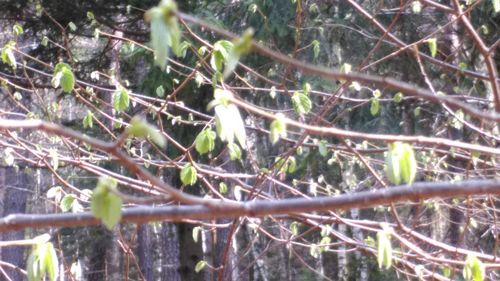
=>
[210,40,233,72]
[156,85,165,97]
[211,89,247,148]
[127,117,166,148]
[318,140,328,157]
[113,86,130,112]
[227,143,242,160]
[13,23,24,36]
[52,63,75,93]
[411,1,422,13]
[195,128,216,155]
[312,40,320,59]
[27,235,59,281]
[393,92,403,103]
[195,260,207,273]
[427,38,437,58]
[370,97,380,116]
[91,177,122,230]
[493,0,500,13]
[385,142,417,185]
[223,28,254,78]
[1,41,17,69]
[287,156,297,173]
[60,194,76,212]
[291,92,312,114]
[83,110,94,129]
[463,254,485,281]
[376,230,392,270]
[180,163,197,186]
[270,113,287,144]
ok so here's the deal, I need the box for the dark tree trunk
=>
[161,222,181,281]
[138,224,154,281]
[0,167,28,281]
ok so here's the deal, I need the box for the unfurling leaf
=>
[145,0,182,69]
[370,97,380,116]
[210,40,233,72]
[211,89,247,148]
[60,194,76,212]
[223,28,254,78]
[376,229,392,270]
[270,113,287,144]
[192,226,201,243]
[83,110,94,129]
[463,254,485,281]
[291,92,312,114]
[127,117,166,148]
[52,63,75,93]
[312,40,320,59]
[113,86,130,112]
[427,38,437,58]
[195,128,216,155]
[195,260,207,273]
[27,234,59,281]
[180,163,197,186]
[227,143,242,160]
[91,177,122,230]
[385,142,417,185]
[1,41,17,69]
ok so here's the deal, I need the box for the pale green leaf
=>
[113,87,130,112]
[60,194,76,212]
[291,92,312,114]
[127,117,166,148]
[91,177,122,230]
[156,85,165,97]
[370,98,380,116]
[312,40,320,59]
[83,110,94,129]
[195,128,216,155]
[427,38,437,58]
[1,41,17,69]
[493,0,500,13]
[393,92,403,103]
[227,143,242,161]
[192,226,201,243]
[195,260,207,273]
[376,230,392,269]
[180,163,197,186]
[318,140,328,157]
[270,113,287,144]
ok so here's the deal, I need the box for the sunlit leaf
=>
[291,92,312,114]
[113,86,130,112]
[91,177,122,230]
[227,143,242,160]
[312,40,320,59]
[376,230,392,269]
[427,38,437,58]
[270,113,287,144]
[385,142,417,185]
[195,260,207,273]
[192,226,201,243]
[463,254,485,281]
[1,41,17,69]
[60,194,76,212]
[127,116,166,148]
[195,128,216,155]
[370,98,380,116]
[83,110,94,129]
[223,28,254,78]
[180,163,197,186]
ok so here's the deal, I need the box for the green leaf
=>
[68,21,77,32]
[210,40,233,72]
[219,182,228,194]
[303,82,311,96]
[427,38,437,58]
[52,63,75,93]
[145,0,181,69]
[385,142,417,185]
[224,28,254,78]
[46,186,62,203]
[290,222,300,236]
[41,36,49,47]
[211,89,247,148]
[393,92,403,103]
[227,143,242,160]
[156,85,165,97]
[463,255,485,281]
[1,41,17,69]
[376,230,392,270]
[83,110,94,129]
[60,194,76,212]
[370,98,380,116]
[27,236,59,281]
[195,128,216,155]
[113,86,130,112]
[291,92,312,114]
[270,113,287,144]
[127,117,166,148]
[312,40,320,59]
[91,177,122,230]
[195,260,207,273]
[287,156,296,173]
[443,266,452,278]
[180,163,197,186]
[13,23,24,36]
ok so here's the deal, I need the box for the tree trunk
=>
[138,224,153,281]
[161,222,181,281]
[0,167,28,281]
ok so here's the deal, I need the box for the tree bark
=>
[138,224,153,281]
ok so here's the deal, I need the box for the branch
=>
[0,179,498,232]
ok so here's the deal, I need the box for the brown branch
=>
[0,179,499,232]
